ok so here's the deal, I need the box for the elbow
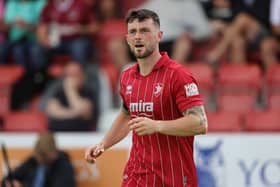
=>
[201,123,208,135]
[197,122,208,135]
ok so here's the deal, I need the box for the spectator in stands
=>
[40,62,99,131]
[32,0,99,69]
[138,0,212,63]
[201,0,233,37]
[205,0,271,64]
[0,0,5,44]
[260,0,280,69]
[95,0,132,70]
[0,0,45,71]
[94,0,133,107]
[1,132,76,187]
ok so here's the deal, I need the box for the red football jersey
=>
[119,52,203,187]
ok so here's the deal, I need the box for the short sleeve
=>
[119,72,129,113]
[172,68,203,113]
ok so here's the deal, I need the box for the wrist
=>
[156,120,163,133]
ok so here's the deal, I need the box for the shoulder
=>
[121,63,137,73]
[58,151,71,160]
[119,63,137,79]
[166,60,194,79]
[54,151,73,165]
[15,156,38,169]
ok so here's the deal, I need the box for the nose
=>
[134,31,143,39]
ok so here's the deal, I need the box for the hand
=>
[4,180,23,187]
[14,18,27,28]
[85,142,105,164]
[128,117,160,136]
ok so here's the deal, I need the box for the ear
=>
[157,31,163,42]
[125,34,130,45]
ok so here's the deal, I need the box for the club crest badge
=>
[153,83,163,97]
[126,85,132,95]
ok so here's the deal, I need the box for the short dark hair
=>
[125,9,160,28]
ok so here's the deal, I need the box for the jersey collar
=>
[132,52,170,74]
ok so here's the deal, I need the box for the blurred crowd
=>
[0,0,279,133]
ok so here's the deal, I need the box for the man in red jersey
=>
[85,9,208,187]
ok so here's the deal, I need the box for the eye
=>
[140,28,150,34]
[128,29,136,36]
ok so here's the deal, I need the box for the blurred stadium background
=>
[0,0,280,187]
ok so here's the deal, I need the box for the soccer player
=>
[85,9,208,187]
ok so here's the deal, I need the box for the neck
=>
[138,51,162,76]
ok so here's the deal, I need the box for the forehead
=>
[127,18,157,30]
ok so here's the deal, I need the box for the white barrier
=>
[0,133,279,187]
[195,134,280,187]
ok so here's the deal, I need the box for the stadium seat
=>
[216,64,262,114]
[192,36,222,61]
[97,20,127,63]
[264,64,280,110]
[0,65,25,115]
[120,0,147,17]
[267,95,280,110]
[244,110,280,132]
[217,94,256,114]
[0,64,24,85]
[217,63,262,95]
[3,111,47,132]
[0,95,9,116]
[96,20,127,96]
[265,64,280,90]
[48,63,65,78]
[185,63,214,102]
[207,111,243,132]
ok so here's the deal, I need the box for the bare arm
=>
[64,86,93,120]
[85,110,130,163]
[272,25,280,36]
[46,99,81,119]
[37,23,50,47]
[101,110,131,150]
[129,105,208,136]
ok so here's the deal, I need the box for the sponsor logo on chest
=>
[129,100,153,113]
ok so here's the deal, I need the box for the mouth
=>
[134,44,144,48]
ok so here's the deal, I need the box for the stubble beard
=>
[131,46,154,59]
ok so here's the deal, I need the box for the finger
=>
[85,151,94,161]
[129,123,141,130]
[134,126,145,134]
[85,156,96,164]
[93,146,104,156]
[128,117,144,125]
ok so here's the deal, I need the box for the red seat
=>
[216,64,262,113]
[244,110,280,132]
[96,20,127,94]
[120,0,147,17]
[3,111,47,132]
[97,20,127,63]
[0,95,9,116]
[0,64,24,85]
[185,63,214,102]
[207,111,243,132]
[265,64,280,108]
[217,63,262,95]
[48,63,65,78]
[0,65,24,115]
[267,95,280,110]
[217,94,256,114]
[192,36,222,61]
[266,64,280,90]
